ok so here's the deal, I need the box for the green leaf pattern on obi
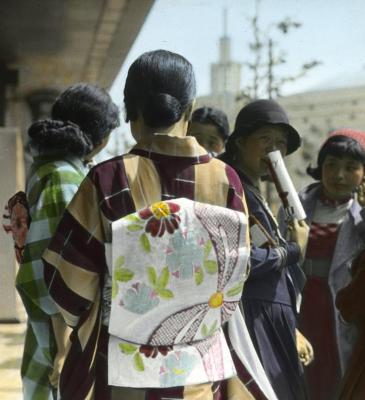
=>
[194,266,204,286]
[119,342,138,355]
[226,281,244,297]
[200,320,218,338]
[203,259,218,274]
[118,341,145,372]
[133,352,145,371]
[140,233,151,253]
[112,256,134,299]
[147,266,174,300]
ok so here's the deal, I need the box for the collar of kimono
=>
[319,188,353,208]
[132,133,210,159]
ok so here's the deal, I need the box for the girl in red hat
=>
[297,129,365,400]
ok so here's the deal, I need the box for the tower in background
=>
[211,9,242,95]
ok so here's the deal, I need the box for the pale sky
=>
[100,0,365,158]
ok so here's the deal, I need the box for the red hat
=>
[327,128,365,151]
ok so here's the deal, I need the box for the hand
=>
[357,180,365,207]
[288,219,309,259]
[296,329,314,366]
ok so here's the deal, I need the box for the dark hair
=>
[307,135,365,180]
[28,120,94,156]
[124,50,196,128]
[224,99,301,160]
[191,107,229,140]
[29,83,120,156]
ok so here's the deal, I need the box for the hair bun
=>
[28,119,93,156]
[142,92,182,128]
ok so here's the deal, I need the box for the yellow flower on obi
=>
[208,292,224,308]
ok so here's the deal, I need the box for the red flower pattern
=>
[139,201,181,237]
[139,345,173,358]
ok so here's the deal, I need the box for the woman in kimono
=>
[220,99,309,400]
[15,83,119,399]
[298,129,365,400]
[41,50,263,400]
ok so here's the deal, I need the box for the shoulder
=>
[299,182,321,201]
[27,159,85,199]
[210,158,243,193]
[88,154,133,183]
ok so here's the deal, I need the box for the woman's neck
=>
[235,160,261,188]
[131,116,189,140]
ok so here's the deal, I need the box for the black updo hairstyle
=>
[191,107,230,141]
[307,135,365,180]
[29,83,120,157]
[124,50,196,128]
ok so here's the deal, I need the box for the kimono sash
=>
[107,198,250,388]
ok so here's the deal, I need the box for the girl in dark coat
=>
[220,99,309,400]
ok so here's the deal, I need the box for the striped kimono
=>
[16,155,87,399]
[42,134,251,400]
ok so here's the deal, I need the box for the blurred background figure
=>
[188,106,229,155]
[15,83,119,399]
[298,129,365,400]
[220,99,309,400]
[336,248,365,400]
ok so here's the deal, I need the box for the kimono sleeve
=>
[249,242,300,279]
[225,164,248,215]
[246,204,300,279]
[42,174,108,327]
[36,167,84,234]
[16,166,84,315]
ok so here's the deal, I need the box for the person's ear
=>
[235,136,245,148]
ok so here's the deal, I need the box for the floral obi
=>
[107,198,250,388]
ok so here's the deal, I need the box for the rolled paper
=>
[267,150,306,221]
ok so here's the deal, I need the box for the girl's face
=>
[188,122,225,155]
[322,155,365,199]
[235,125,288,179]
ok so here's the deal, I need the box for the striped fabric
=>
[42,134,248,400]
[16,155,87,400]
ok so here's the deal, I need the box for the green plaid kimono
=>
[16,155,87,400]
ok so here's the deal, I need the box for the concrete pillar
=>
[0,128,25,321]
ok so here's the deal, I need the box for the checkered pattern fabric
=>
[16,156,86,400]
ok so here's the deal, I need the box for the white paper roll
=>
[267,150,306,221]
